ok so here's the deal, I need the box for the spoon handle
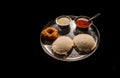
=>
[89,13,101,21]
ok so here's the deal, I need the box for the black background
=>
[31,2,117,77]
[1,1,118,77]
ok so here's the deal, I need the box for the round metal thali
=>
[40,15,100,62]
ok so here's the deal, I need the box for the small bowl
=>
[56,15,72,35]
[56,15,72,27]
[74,16,93,29]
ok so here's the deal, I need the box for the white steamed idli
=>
[52,36,73,55]
[73,34,96,53]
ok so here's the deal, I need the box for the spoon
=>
[88,13,101,21]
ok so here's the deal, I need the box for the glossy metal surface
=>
[40,15,100,62]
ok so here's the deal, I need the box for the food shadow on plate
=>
[41,37,55,45]
[51,47,73,59]
[58,26,71,35]
[73,27,88,35]
[73,26,93,36]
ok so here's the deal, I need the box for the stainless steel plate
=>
[40,15,100,62]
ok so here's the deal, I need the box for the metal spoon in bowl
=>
[88,13,101,21]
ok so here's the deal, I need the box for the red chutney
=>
[75,19,91,28]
